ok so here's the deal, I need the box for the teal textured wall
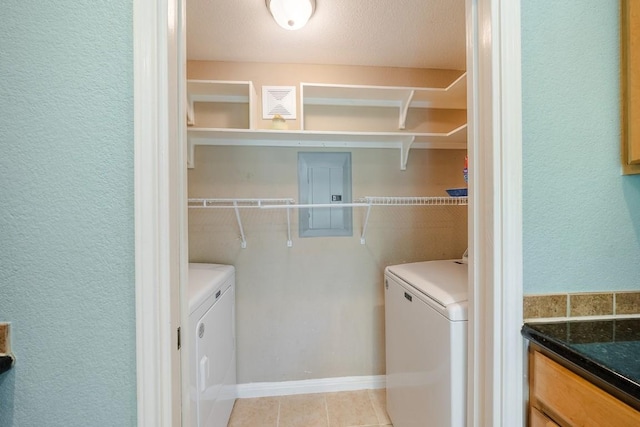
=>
[0,1,137,426]
[522,0,640,294]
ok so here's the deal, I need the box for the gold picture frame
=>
[621,0,640,174]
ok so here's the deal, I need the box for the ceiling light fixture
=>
[266,0,316,31]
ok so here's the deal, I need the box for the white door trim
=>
[133,0,184,425]
[467,0,524,425]
[497,1,524,423]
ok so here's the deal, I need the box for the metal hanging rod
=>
[187,196,466,209]
[258,202,370,209]
[357,196,468,206]
[253,196,467,208]
[187,196,467,247]
[188,198,295,208]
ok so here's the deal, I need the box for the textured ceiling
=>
[187,0,466,70]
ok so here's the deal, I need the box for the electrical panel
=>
[298,152,352,237]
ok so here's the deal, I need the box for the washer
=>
[384,260,468,427]
[188,263,236,427]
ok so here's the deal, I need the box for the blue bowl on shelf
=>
[446,188,468,197]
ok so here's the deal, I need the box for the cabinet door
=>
[622,0,640,174]
[529,350,640,427]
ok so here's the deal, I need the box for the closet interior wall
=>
[187,60,468,383]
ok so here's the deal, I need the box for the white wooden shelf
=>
[186,80,256,127]
[188,196,467,247]
[186,75,467,169]
[301,72,466,129]
[187,125,467,170]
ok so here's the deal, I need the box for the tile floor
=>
[228,389,393,427]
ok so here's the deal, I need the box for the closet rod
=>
[187,196,467,209]
[258,202,369,209]
[358,196,468,206]
[188,198,295,208]
[187,196,467,247]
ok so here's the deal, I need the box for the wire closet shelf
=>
[187,196,468,247]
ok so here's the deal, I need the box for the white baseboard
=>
[236,375,386,399]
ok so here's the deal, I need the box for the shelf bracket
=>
[398,90,415,130]
[399,136,416,170]
[360,202,373,244]
[286,205,293,247]
[232,201,247,248]
[187,138,195,169]
[187,94,195,126]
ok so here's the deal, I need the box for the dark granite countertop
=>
[522,318,640,410]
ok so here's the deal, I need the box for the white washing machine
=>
[188,263,236,427]
[384,260,468,427]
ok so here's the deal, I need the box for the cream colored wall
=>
[187,61,468,383]
[188,147,467,382]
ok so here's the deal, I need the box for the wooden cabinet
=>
[621,0,640,174]
[528,348,640,427]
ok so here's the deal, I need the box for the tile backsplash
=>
[616,292,640,315]
[524,292,640,321]
[523,294,567,319]
[569,293,614,317]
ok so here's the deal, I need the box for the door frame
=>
[466,0,524,425]
[132,0,524,425]
[133,0,187,425]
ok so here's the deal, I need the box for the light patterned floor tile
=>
[326,390,379,427]
[368,389,392,425]
[227,389,394,427]
[228,396,279,427]
[278,393,329,427]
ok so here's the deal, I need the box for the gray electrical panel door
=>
[298,152,352,237]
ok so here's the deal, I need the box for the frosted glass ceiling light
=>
[266,0,315,31]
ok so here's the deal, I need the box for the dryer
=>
[188,263,236,427]
[384,259,468,427]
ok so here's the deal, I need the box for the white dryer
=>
[384,260,468,427]
[188,263,236,427]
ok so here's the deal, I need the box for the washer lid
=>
[188,263,235,313]
[386,260,468,307]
